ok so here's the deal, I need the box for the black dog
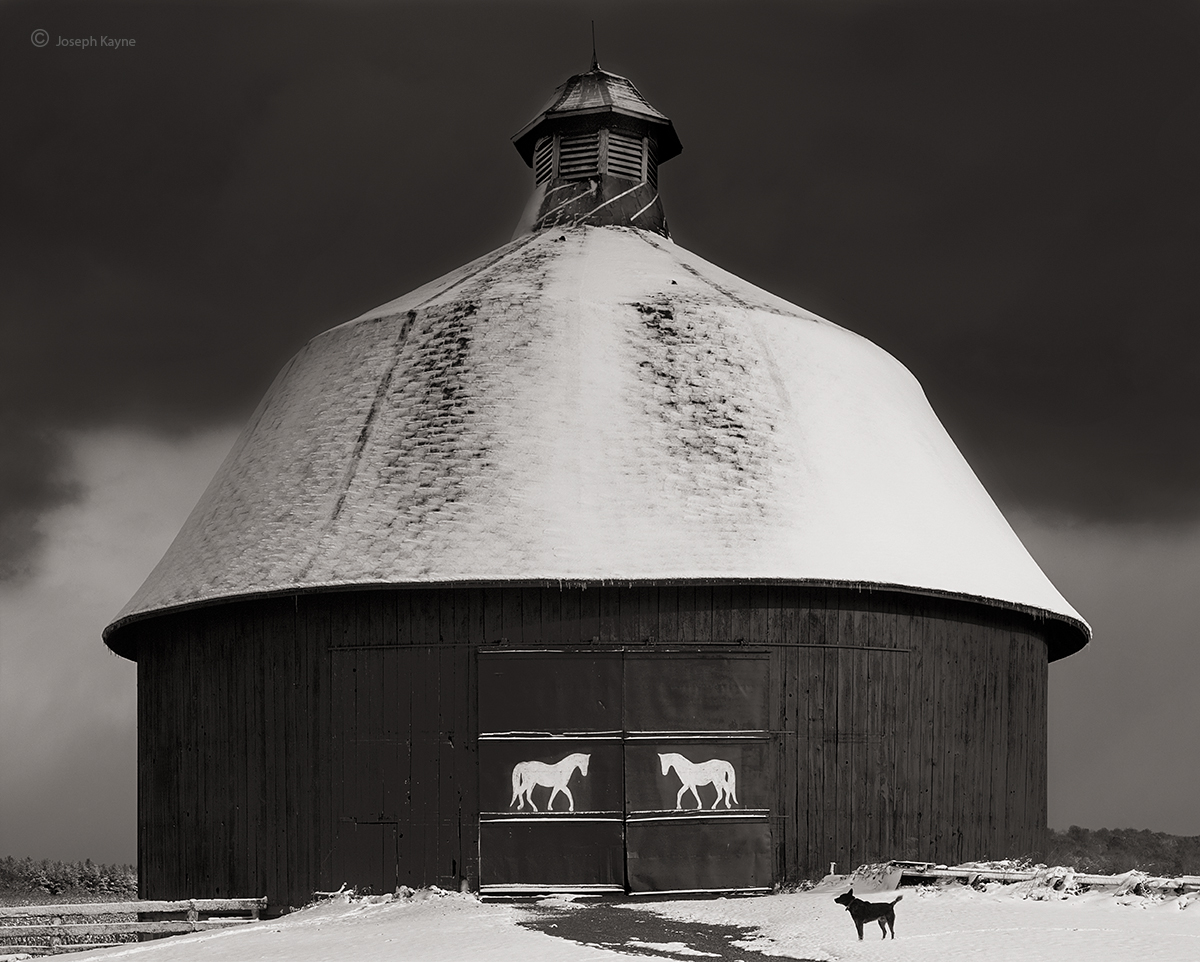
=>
[834,889,903,940]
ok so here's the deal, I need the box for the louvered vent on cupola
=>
[532,129,658,185]
[559,131,601,178]
[607,130,646,180]
[533,136,554,185]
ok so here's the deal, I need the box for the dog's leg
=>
[854,919,864,941]
[878,918,887,939]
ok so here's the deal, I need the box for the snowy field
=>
[8,873,1199,962]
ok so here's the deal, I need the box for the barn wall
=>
[133,584,1048,909]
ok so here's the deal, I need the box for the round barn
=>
[104,63,1089,909]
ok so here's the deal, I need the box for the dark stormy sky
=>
[1,0,1198,864]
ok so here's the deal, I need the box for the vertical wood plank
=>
[779,586,800,879]
[501,587,522,645]
[638,585,659,643]
[450,590,471,887]
[691,580,705,642]
[909,601,930,859]
[463,587,484,890]
[541,587,564,643]
[299,595,319,904]
[952,616,969,863]
[892,594,914,859]
[871,601,891,863]
[439,591,458,887]
[273,603,292,907]
[579,586,600,642]
[598,586,620,643]
[285,599,301,906]
[1036,634,1049,857]
[403,595,425,887]
[520,587,542,645]
[724,580,744,642]
[764,584,785,881]
[314,597,334,893]
[617,585,638,644]
[805,588,829,877]
[657,584,679,643]
[834,606,855,871]
[291,598,310,906]
[415,591,438,885]
[711,584,732,643]
[675,584,695,645]
[483,587,502,647]
[747,585,769,645]
[819,591,839,875]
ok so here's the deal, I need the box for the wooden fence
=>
[0,898,266,956]
[891,861,1200,893]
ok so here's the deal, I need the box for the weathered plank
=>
[2,920,256,937]
[578,585,600,642]
[598,585,620,643]
[0,898,266,918]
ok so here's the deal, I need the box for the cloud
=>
[0,418,80,582]
[1012,511,1200,835]
[0,425,238,862]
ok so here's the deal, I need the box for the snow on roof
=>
[105,226,1089,653]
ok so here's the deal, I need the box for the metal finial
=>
[591,21,599,69]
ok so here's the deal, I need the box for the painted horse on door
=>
[510,752,591,811]
[658,752,738,810]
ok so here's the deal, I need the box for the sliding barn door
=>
[623,651,772,894]
[477,648,771,895]
[477,652,625,894]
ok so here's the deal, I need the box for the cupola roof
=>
[512,65,683,167]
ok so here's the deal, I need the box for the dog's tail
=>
[890,894,904,906]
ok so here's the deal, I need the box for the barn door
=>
[477,651,625,894]
[623,651,772,894]
[478,648,772,895]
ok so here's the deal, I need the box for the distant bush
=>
[1045,827,1200,876]
[0,856,137,903]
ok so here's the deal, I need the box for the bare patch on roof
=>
[628,293,779,523]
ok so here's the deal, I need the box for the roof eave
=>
[104,576,1090,663]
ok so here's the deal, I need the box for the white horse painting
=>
[510,752,591,812]
[658,752,738,810]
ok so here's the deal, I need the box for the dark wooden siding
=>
[132,584,1049,910]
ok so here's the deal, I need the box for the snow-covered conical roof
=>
[105,226,1089,657]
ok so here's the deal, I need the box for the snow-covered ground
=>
[9,873,1199,962]
[635,873,1200,961]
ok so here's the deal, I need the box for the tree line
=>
[0,856,137,902]
[1045,826,1200,877]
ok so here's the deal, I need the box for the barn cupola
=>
[511,60,682,237]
